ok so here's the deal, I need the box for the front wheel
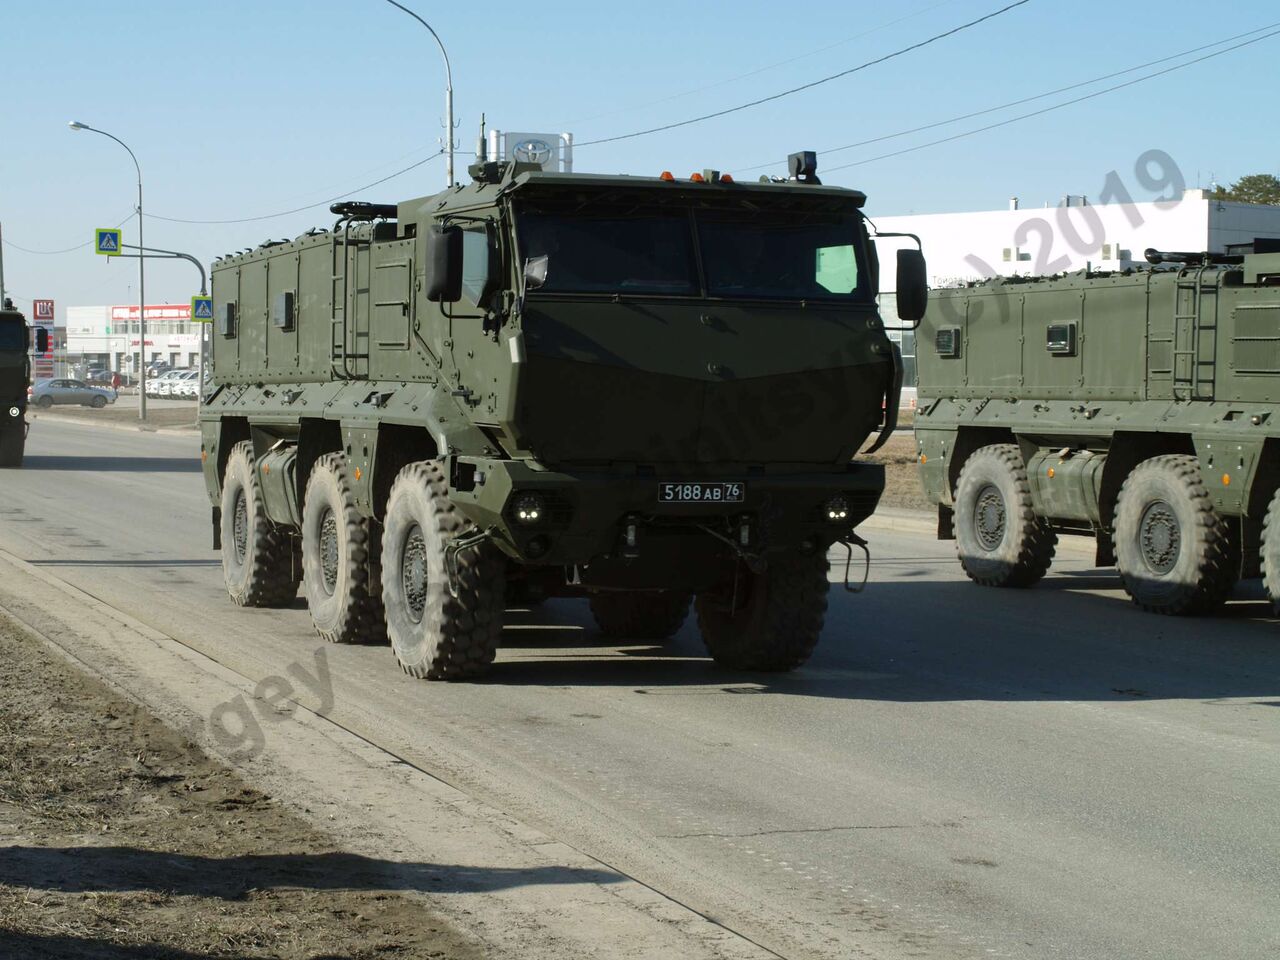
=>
[0,430,23,469]
[953,443,1056,587]
[90,395,107,409]
[381,461,505,680]
[695,553,828,671]
[36,396,52,409]
[1113,455,1237,615]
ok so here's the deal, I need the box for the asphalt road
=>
[4,419,1278,960]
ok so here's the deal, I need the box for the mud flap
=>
[862,341,903,455]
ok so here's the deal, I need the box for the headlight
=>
[825,496,850,522]
[7,406,18,418]
[512,493,544,524]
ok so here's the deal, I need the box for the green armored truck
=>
[0,299,46,468]
[200,152,926,678]
[915,246,1280,615]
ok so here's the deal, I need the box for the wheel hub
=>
[319,509,339,595]
[232,489,248,564]
[974,483,1007,551]
[402,524,428,623]
[1139,499,1180,574]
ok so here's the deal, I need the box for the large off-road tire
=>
[300,452,386,644]
[0,429,23,468]
[954,443,1057,588]
[589,591,691,641]
[381,461,505,680]
[1113,455,1237,615]
[1261,487,1280,614]
[695,553,828,671]
[219,441,299,607]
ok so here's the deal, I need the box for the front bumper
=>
[447,455,885,566]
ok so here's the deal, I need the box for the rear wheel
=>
[219,441,299,607]
[1261,487,1280,614]
[695,553,828,671]
[300,453,386,644]
[381,461,505,680]
[954,443,1056,587]
[589,591,691,641]
[0,429,23,468]
[1113,455,1237,615]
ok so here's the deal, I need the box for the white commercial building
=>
[874,189,1280,399]
[65,303,200,374]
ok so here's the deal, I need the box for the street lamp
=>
[381,0,455,187]
[69,120,147,420]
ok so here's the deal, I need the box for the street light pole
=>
[381,0,455,187]
[69,121,147,420]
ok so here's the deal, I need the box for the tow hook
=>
[444,526,496,598]
[835,532,871,593]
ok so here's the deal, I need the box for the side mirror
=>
[426,224,463,302]
[523,255,549,291]
[33,327,49,353]
[895,248,929,325]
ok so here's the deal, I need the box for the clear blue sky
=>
[3,0,1277,315]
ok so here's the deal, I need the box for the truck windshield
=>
[517,214,698,296]
[516,204,868,302]
[698,213,864,301]
[0,320,25,352]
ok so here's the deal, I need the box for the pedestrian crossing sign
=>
[95,228,122,256]
[191,296,214,322]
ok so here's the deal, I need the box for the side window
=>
[460,227,492,306]
[814,244,859,295]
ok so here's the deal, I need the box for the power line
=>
[735,21,1280,175]
[573,0,1034,148]
[146,149,444,225]
[819,26,1280,175]
[2,211,134,257]
[558,0,963,127]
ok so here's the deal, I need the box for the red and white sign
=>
[32,299,55,323]
[111,304,192,323]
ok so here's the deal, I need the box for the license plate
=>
[658,482,745,504]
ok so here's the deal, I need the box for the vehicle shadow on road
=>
[0,933,275,960]
[21,456,200,473]
[0,846,619,898]
[487,578,1280,703]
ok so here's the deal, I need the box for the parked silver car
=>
[29,378,116,409]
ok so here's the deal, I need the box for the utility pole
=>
[69,121,148,420]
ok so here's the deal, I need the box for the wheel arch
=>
[948,426,1016,499]
[1098,432,1195,532]
[370,424,438,520]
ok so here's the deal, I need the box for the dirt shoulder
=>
[0,616,478,960]
[30,404,199,431]
[861,431,932,514]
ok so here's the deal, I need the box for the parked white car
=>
[146,370,186,398]
[173,370,200,400]
[153,369,193,398]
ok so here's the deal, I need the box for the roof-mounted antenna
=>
[476,113,487,164]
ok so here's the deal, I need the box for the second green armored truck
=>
[915,246,1280,615]
[200,152,926,678]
